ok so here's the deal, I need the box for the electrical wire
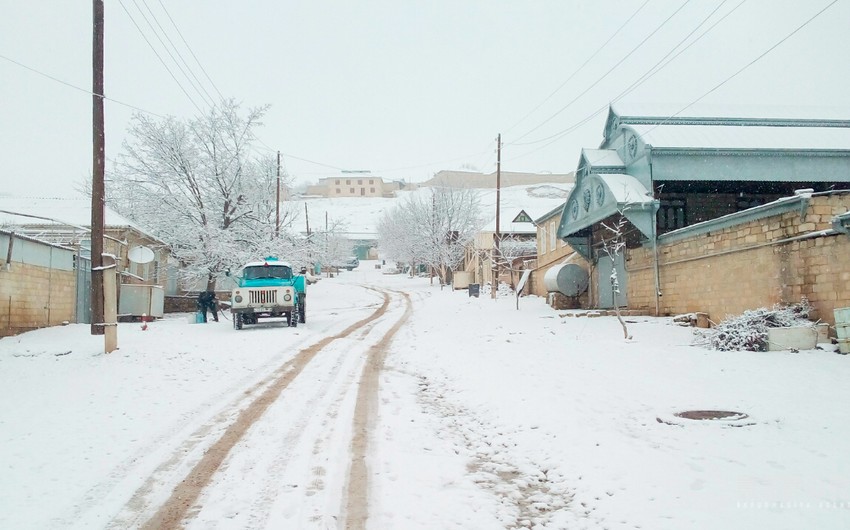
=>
[155,0,226,101]
[503,0,649,135]
[117,0,206,114]
[508,0,693,145]
[508,0,837,169]
[135,0,217,106]
[629,0,839,139]
[511,0,743,151]
[0,53,164,117]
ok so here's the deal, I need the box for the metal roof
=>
[581,149,624,168]
[628,123,850,151]
[611,102,850,125]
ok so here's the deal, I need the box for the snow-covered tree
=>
[109,99,302,289]
[378,187,483,285]
[493,233,537,291]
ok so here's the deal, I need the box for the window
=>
[335,179,340,185]
[360,188,365,196]
[369,179,374,184]
[513,211,533,223]
[540,227,547,254]
[658,199,686,230]
[346,179,351,185]
[335,188,340,194]
[350,188,355,193]
[550,220,556,250]
[358,179,363,185]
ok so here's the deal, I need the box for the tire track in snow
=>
[132,289,394,529]
[343,288,413,530]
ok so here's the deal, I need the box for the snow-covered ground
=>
[2,262,850,529]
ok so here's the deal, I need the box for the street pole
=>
[491,133,501,299]
[90,0,105,335]
[275,151,281,237]
[305,203,310,235]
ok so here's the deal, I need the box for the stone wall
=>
[627,194,850,327]
[0,261,76,337]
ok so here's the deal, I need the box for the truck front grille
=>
[250,289,277,305]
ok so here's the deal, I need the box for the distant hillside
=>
[287,183,573,237]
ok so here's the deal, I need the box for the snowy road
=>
[112,287,413,528]
[3,262,850,529]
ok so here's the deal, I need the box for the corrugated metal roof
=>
[612,102,850,123]
[0,197,158,241]
[630,123,850,151]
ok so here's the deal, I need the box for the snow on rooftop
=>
[630,123,850,151]
[0,197,142,231]
[612,101,850,122]
[582,149,624,168]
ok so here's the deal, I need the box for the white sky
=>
[2,0,848,198]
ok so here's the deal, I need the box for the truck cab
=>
[229,257,306,329]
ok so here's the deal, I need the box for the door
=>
[597,251,627,309]
[75,253,92,323]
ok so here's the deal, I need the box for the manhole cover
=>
[675,410,748,421]
[657,410,754,427]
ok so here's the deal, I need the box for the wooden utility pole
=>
[491,133,501,299]
[305,203,310,235]
[275,151,281,237]
[90,0,105,335]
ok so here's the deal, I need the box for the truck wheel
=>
[289,311,298,327]
[299,300,306,323]
[234,313,243,330]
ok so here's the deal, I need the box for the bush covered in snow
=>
[698,299,815,351]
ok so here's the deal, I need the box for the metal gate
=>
[75,252,91,324]
[597,251,627,309]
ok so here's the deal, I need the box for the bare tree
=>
[599,215,632,340]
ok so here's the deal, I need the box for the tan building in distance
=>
[305,172,409,198]
[423,170,574,189]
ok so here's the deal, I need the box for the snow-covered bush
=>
[698,299,815,351]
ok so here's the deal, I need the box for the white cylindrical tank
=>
[543,263,589,296]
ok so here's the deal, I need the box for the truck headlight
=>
[235,295,243,303]
[284,294,292,301]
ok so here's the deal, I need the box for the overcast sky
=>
[1,0,848,198]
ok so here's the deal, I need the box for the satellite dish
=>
[128,246,155,264]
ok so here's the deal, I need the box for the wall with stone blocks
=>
[0,261,76,337]
[626,194,850,328]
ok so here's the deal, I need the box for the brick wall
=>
[0,261,76,337]
[627,194,850,327]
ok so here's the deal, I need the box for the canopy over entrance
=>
[556,173,658,260]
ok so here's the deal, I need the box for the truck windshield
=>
[244,265,292,280]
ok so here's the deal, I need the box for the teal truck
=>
[228,257,306,330]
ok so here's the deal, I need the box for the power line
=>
[0,53,163,117]
[512,0,743,150]
[154,0,226,101]
[503,0,650,135]
[134,0,217,106]
[508,0,693,145]
[507,0,837,166]
[117,0,206,114]
[635,0,839,137]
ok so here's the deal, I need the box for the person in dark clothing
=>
[197,290,218,322]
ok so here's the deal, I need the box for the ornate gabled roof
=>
[603,103,850,149]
